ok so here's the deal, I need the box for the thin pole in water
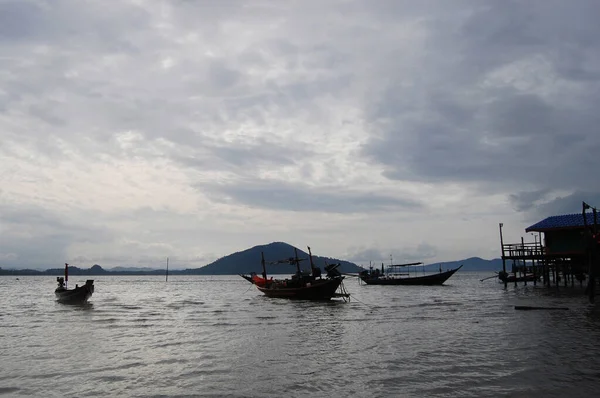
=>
[166,257,169,282]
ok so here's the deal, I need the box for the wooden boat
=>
[498,271,539,283]
[55,277,94,304]
[359,262,463,286]
[241,246,348,300]
[54,263,94,304]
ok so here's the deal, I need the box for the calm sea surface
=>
[1,273,600,397]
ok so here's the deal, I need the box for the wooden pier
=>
[499,237,587,288]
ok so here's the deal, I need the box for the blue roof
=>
[526,213,600,232]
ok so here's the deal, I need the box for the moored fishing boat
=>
[359,262,463,286]
[241,246,349,300]
[497,271,539,283]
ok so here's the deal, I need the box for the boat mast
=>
[261,252,268,280]
[293,248,302,274]
[307,246,316,276]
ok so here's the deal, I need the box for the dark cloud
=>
[203,180,422,213]
[347,242,438,265]
[168,134,314,176]
[532,192,600,220]
[0,1,45,41]
[509,189,552,212]
[362,0,600,207]
[0,203,113,268]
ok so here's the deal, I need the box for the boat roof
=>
[386,262,423,267]
[525,213,599,232]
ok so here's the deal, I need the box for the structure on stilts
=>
[498,201,600,303]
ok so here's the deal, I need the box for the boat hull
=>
[499,274,539,283]
[255,277,343,300]
[359,265,462,286]
[55,280,94,304]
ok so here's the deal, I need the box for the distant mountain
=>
[0,264,167,276]
[109,266,163,273]
[185,242,363,275]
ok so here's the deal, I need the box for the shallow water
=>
[1,273,599,397]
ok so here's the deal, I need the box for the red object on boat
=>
[250,274,272,287]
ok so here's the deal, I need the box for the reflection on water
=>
[1,274,599,397]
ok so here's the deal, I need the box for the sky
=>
[1,0,600,270]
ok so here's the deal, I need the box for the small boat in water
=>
[241,246,349,300]
[54,263,94,304]
[498,271,539,283]
[55,278,95,304]
[359,262,463,286]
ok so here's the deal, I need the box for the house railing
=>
[502,242,545,259]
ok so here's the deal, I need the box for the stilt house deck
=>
[500,205,599,302]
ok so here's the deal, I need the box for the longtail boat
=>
[359,262,463,286]
[497,271,539,283]
[241,246,349,300]
[55,263,94,304]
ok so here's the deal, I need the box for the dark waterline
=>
[1,274,599,397]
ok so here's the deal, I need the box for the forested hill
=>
[184,242,363,275]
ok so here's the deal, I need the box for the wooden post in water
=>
[539,232,547,287]
[571,262,575,287]
[166,257,169,282]
[521,237,527,286]
[591,206,598,303]
[499,223,507,288]
[532,239,537,286]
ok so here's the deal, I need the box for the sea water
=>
[1,273,599,397]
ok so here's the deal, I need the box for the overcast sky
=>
[2,0,600,269]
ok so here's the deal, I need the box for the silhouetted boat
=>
[54,263,94,304]
[498,271,539,283]
[241,246,349,300]
[359,262,463,286]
